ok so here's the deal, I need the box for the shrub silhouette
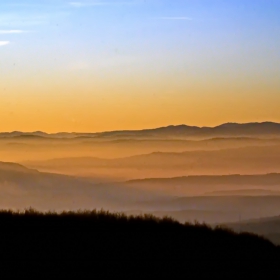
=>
[0,208,279,278]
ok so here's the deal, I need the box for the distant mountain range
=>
[22,145,280,179]
[204,189,280,196]
[1,122,280,139]
[124,173,280,196]
[127,173,280,187]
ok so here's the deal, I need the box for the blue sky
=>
[1,1,280,132]
[1,0,279,75]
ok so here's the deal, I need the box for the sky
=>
[1,0,280,132]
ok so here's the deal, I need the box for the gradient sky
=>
[1,0,280,132]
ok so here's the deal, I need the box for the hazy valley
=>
[1,122,280,245]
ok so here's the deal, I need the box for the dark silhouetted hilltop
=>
[0,209,279,278]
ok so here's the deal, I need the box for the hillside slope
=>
[0,161,160,211]
[225,215,280,245]
[0,210,279,278]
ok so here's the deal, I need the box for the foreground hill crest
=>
[0,209,279,278]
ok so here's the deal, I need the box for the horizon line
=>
[0,121,280,134]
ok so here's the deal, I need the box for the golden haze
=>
[1,71,280,132]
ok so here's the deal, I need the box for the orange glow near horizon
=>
[1,1,280,133]
[1,66,280,133]
[2,75,280,133]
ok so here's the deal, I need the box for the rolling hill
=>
[21,145,280,179]
[0,210,279,278]
[125,173,280,196]
[0,161,161,211]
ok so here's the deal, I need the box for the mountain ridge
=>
[1,121,280,139]
[126,173,280,186]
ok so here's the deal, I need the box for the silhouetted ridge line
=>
[0,209,279,278]
[0,161,38,173]
[1,121,280,139]
[127,173,280,185]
